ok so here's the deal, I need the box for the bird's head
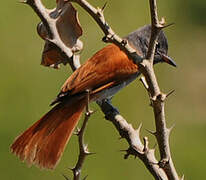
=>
[126,25,176,67]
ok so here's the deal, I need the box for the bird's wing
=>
[62,44,138,94]
[51,44,138,105]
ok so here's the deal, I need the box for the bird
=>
[10,25,176,169]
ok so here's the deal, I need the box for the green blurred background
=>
[1,0,206,179]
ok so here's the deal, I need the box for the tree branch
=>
[70,0,181,179]
[138,0,180,179]
[71,91,94,180]
[97,99,168,180]
[62,91,93,180]
[21,1,91,179]
[69,0,142,65]
[22,0,83,69]
[25,0,73,56]
[24,0,181,179]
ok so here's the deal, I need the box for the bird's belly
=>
[96,72,140,101]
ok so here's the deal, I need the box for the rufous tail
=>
[10,97,85,169]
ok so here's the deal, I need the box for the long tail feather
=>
[10,97,85,169]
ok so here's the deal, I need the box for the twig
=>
[69,0,142,65]
[24,0,181,179]
[97,99,168,180]
[140,76,149,90]
[23,1,90,178]
[72,91,94,180]
[138,0,180,179]
[25,0,73,56]
[70,0,181,179]
[23,0,83,70]
[140,76,153,107]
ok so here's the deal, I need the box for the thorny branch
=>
[23,0,182,179]
[138,0,180,179]
[70,90,94,180]
[97,99,168,180]
[63,93,93,180]
[70,0,181,179]
[21,0,83,69]
[69,0,143,64]
[22,1,88,178]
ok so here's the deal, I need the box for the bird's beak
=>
[161,54,177,67]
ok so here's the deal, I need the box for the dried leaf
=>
[41,42,66,69]
[37,0,83,68]
[55,0,83,50]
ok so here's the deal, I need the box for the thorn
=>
[181,174,185,180]
[84,145,96,156]
[159,17,166,26]
[19,0,27,3]
[166,89,175,98]
[96,7,102,17]
[101,2,107,11]
[136,123,142,134]
[118,137,123,140]
[162,22,175,29]
[74,127,80,135]
[145,129,156,136]
[86,152,96,156]
[85,110,94,117]
[168,123,175,134]
[49,64,60,69]
[83,143,88,150]
[83,144,88,151]
[140,76,149,90]
[62,174,70,180]
[82,175,88,180]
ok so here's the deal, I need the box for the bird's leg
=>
[97,98,119,120]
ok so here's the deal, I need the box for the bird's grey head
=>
[126,25,176,67]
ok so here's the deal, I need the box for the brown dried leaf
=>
[55,0,83,50]
[37,0,83,68]
[41,42,67,69]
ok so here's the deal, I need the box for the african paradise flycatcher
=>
[11,25,176,169]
